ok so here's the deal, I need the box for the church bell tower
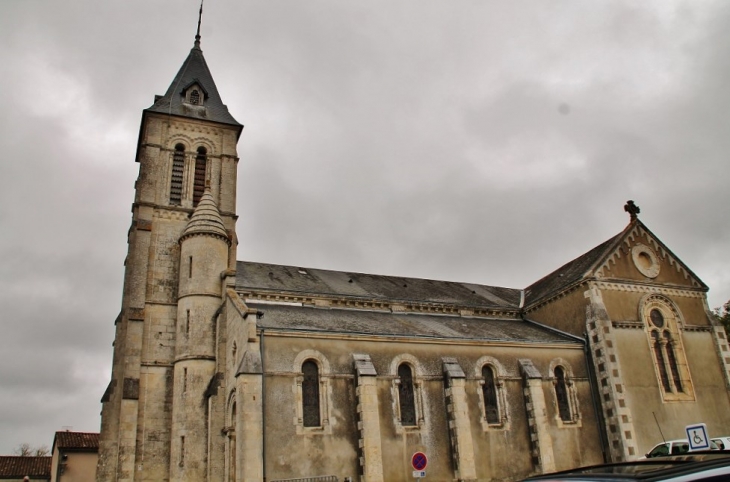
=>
[97,23,242,481]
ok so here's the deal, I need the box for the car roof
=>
[521,451,730,481]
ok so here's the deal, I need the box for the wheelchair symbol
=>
[693,431,704,444]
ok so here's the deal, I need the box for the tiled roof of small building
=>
[250,303,578,345]
[236,262,522,310]
[0,456,51,478]
[145,41,241,128]
[54,431,99,450]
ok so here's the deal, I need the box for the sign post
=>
[411,451,428,480]
[686,423,710,451]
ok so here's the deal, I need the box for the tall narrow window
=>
[302,360,320,427]
[482,365,500,424]
[179,436,185,467]
[170,144,185,205]
[554,366,572,422]
[664,332,683,392]
[228,402,237,482]
[398,364,417,426]
[190,89,200,105]
[652,331,671,391]
[193,147,207,206]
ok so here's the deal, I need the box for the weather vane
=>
[624,200,640,221]
[195,0,204,47]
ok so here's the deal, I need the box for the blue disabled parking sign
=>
[686,423,710,451]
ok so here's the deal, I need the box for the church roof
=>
[180,188,230,243]
[523,232,623,306]
[250,303,579,345]
[145,41,241,129]
[236,261,522,310]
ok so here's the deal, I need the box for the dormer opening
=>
[189,89,200,105]
[183,82,206,107]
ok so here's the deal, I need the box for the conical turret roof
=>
[180,188,230,244]
[145,40,241,128]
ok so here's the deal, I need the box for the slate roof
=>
[53,431,99,451]
[524,232,622,306]
[236,262,522,310]
[0,456,51,478]
[251,303,578,345]
[145,40,241,129]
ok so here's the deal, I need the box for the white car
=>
[711,436,730,450]
[644,439,720,458]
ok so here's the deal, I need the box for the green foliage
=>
[714,300,730,334]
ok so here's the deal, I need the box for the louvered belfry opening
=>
[193,146,207,206]
[170,144,185,205]
[398,364,417,426]
[482,365,500,424]
[190,89,200,105]
[302,360,321,427]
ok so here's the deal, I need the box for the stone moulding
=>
[594,281,705,297]
[239,290,521,319]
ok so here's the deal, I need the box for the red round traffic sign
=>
[411,452,428,471]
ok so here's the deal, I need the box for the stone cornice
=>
[592,280,706,298]
[611,321,712,332]
[239,290,521,319]
[256,328,581,349]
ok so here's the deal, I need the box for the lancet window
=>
[302,360,321,427]
[397,363,417,426]
[482,365,500,424]
[554,366,572,422]
[642,298,693,401]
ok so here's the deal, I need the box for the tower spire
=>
[194,0,204,48]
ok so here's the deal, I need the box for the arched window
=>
[170,144,185,205]
[192,147,207,206]
[554,366,572,422]
[482,365,500,424]
[302,360,321,427]
[397,363,417,426]
[190,89,200,105]
[642,298,694,400]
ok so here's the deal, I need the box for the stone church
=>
[96,30,730,482]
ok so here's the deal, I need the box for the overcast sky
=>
[1,0,729,455]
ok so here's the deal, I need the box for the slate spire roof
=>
[145,36,241,129]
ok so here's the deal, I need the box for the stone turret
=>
[170,187,230,481]
[97,25,241,480]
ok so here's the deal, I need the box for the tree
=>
[714,300,730,334]
[14,443,49,457]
